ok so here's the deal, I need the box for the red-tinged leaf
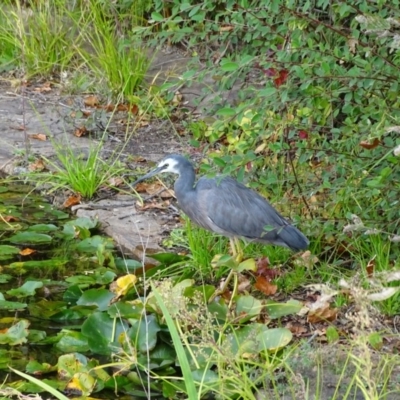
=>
[263,67,277,77]
[256,257,280,280]
[298,130,309,140]
[360,138,380,150]
[254,276,278,296]
[274,69,289,87]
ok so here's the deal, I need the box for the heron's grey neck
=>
[174,166,196,201]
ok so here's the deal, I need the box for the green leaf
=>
[235,258,257,273]
[151,12,164,22]
[0,299,27,310]
[28,224,58,232]
[216,107,236,117]
[7,281,43,298]
[265,299,303,319]
[235,295,263,322]
[82,312,128,355]
[220,60,239,72]
[56,330,90,353]
[77,289,114,311]
[0,320,29,345]
[256,327,292,350]
[0,245,20,255]
[128,315,161,353]
[8,231,52,244]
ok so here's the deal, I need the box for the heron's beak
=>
[131,166,164,186]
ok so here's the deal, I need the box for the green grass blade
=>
[9,367,69,400]
[151,283,199,400]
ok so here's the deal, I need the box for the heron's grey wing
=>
[196,177,308,251]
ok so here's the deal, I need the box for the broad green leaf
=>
[265,299,303,319]
[8,231,52,244]
[77,289,114,311]
[7,281,43,298]
[0,320,29,345]
[256,328,292,351]
[0,245,20,255]
[82,312,128,355]
[128,314,161,353]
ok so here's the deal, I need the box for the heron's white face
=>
[157,157,180,174]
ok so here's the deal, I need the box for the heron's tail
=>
[279,225,309,251]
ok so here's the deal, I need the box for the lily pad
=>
[8,231,52,245]
[7,281,43,298]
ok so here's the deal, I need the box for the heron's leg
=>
[208,238,241,304]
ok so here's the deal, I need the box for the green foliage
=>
[147,0,400,246]
[76,0,150,101]
[0,0,81,76]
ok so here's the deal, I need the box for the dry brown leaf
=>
[139,201,169,211]
[307,304,338,323]
[220,25,234,32]
[294,250,319,268]
[74,127,87,137]
[108,177,124,187]
[360,138,380,150]
[84,95,99,107]
[254,276,278,296]
[63,194,82,208]
[29,158,46,171]
[81,110,92,117]
[33,81,51,92]
[285,322,308,336]
[238,276,251,293]
[28,133,47,141]
[20,248,36,256]
[11,125,27,131]
[366,255,376,277]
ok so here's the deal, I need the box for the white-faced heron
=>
[132,154,309,295]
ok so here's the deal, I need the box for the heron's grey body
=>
[133,154,309,251]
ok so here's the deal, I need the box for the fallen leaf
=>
[110,274,138,298]
[254,276,278,296]
[256,257,280,280]
[307,304,337,323]
[11,125,26,131]
[219,25,234,32]
[366,255,376,277]
[84,95,100,107]
[81,109,92,117]
[2,215,18,222]
[360,138,380,150]
[29,158,46,171]
[74,126,87,137]
[28,133,47,141]
[237,276,251,293]
[286,321,308,336]
[63,194,82,208]
[107,177,124,187]
[33,81,51,92]
[294,250,319,268]
[139,201,169,211]
[20,248,36,256]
